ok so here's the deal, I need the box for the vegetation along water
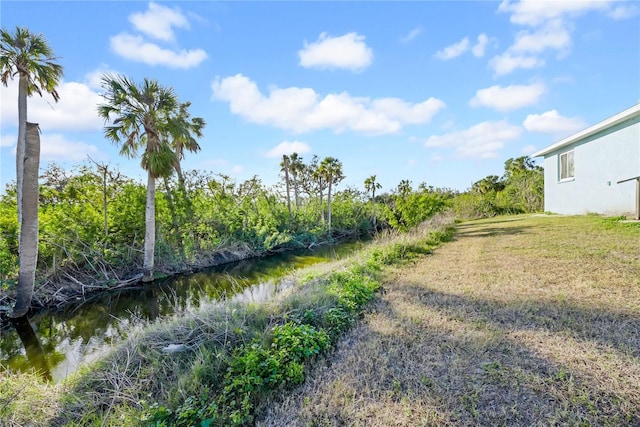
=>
[1,239,364,383]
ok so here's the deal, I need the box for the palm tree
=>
[397,179,412,199]
[11,123,40,317]
[0,27,62,229]
[364,175,382,229]
[98,74,205,283]
[169,101,204,187]
[318,157,344,230]
[471,175,504,195]
[280,154,292,219]
[310,156,327,223]
[288,152,304,208]
[1,27,63,318]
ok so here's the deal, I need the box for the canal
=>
[0,240,365,382]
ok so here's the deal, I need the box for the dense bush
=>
[452,156,544,219]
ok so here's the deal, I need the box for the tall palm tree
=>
[11,123,40,317]
[310,157,326,223]
[98,74,205,283]
[1,27,63,318]
[364,175,382,229]
[280,154,292,219]
[288,152,304,208]
[318,157,344,230]
[0,27,62,230]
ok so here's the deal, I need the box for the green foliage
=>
[0,200,18,280]
[453,156,544,219]
[147,322,331,426]
[271,322,331,362]
[381,185,452,232]
[0,161,376,288]
[368,226,455,266]
[328,270,380,312]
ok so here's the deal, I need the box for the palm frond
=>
[0,26,63,99]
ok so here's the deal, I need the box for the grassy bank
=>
[0,215,455,426]
[259,214,640,426]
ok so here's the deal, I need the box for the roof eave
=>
[531,103,640,158]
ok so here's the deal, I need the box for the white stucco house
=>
[532,103,640,218]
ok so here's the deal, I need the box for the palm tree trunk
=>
[283,155,292,219]
[11,122,40,318]
[142,171,156,283]
[163,176,186,261]
[327,179,333,230]
[293,176,300,209]
[16,74,28,241]
[371,189,376,229]
[318,178,325,224]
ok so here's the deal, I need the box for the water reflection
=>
[0,241,363,382]
[8,316,52,381]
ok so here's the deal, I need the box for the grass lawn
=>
[258,215,640,426]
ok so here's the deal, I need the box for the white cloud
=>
[425,121,522,159]
[298,32,373,72]
[129,2,190,42]
[400,27,422,43]
[1,133,16,147]
[371,97,447,124]
[110,33,207,69]
[510,19,572,56]
[472,33,489,57]
[469,82,545,112]
[41,134,104,162]
[0,79,103,131]
[110,2,206,69]
[264,140,312,158]
[607,4,639,20]
[489,52,545,76]
[231,165,244,175]
[521,144,537,155]
[435,37,470,60]
[498,0,611,26]
[492,0,624,75]
[523,109,586,135]
[6,133,104,162]
[212,74,445,135]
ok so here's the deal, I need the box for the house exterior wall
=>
[542,115,640,215]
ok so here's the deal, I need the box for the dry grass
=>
[258,215,640,426]
[0,371,67,426]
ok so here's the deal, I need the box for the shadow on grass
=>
[381,284,640,425]
[401,285,639,360]
[258,290,639,427]
[453,225,530,239]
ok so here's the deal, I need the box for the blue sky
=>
[1,0,639,194]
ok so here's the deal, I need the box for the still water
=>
[0,240,364,382]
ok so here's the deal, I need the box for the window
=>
[559,150,574,181]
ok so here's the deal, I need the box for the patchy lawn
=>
[258,215,640,426]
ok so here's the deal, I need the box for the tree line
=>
[0,25,543,317]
